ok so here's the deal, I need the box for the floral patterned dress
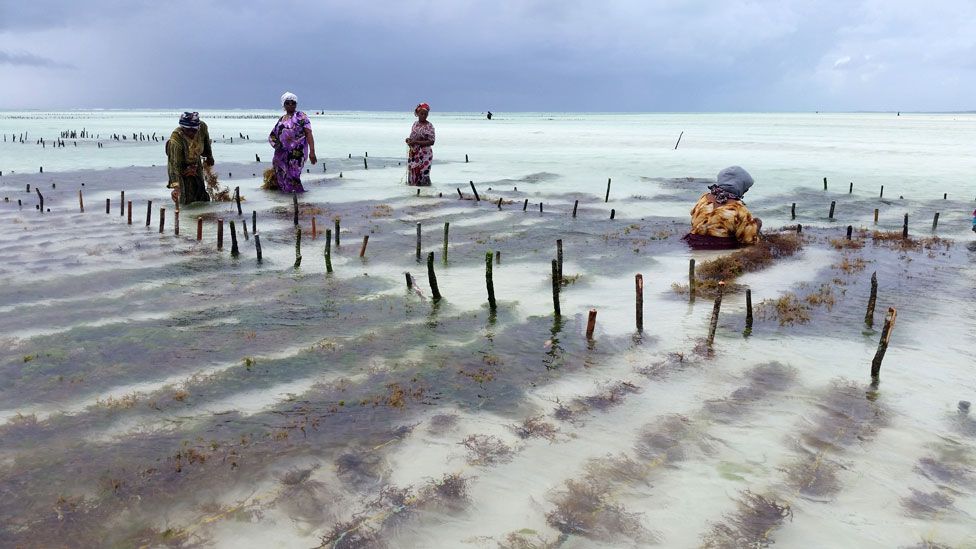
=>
[268,111,311,193]
[688,192,761,245]
[407,121,435,186]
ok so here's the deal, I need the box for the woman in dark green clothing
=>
[166,112,215,205]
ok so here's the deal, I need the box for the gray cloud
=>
[0,50,73,68]
[0,0,973,111]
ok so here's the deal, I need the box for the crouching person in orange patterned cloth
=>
[682,166,762,250]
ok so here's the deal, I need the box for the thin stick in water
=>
[427,252,441,301]
[870,307,897,379]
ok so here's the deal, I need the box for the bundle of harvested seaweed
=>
[204,165,234,201]
[262,168,278,191]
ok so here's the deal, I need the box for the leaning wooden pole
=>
[556,239,564,282]
[864,272,878,327]
[427,252,442,301]
[359,235,369,258]
[229,220,239,256]
[870,307,897,379]
[442,222,449,263]
[706,281,726,348]
[586,309,597,339]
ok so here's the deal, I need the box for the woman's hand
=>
[309,151,317,165]
[405,138,413,145]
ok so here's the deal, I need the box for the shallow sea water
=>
[1,111,975,548]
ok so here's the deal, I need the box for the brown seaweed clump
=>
[701,491,792,549]
[634,414,700,464]
[335,451,389,490]
[545,479,653,543]
[509,415,560,441]
[318,518,383,549]
[802,380,887,452]
[697,233,803,282]
[461,434,515,466]
[781,453,842,500]
[498,530,565,549]
[705,362,796,420]
[262,167,278,190]
[583,453,650,487]
[427,413,459,435]
[755,293,811,326]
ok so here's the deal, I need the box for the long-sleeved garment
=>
[407,121,435,186]
[268,111,311,193]
[166,122,213,204]
[688,192,761,245]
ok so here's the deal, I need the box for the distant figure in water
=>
[406,103,435,186]
[683,166,762,250]
[971,209,976,233]
[268,92,316,193]
[487,111,493,120]
[166,112,214,205]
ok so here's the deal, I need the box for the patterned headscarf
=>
[281,92,298,106]
[415,103,430,114]
[709,166,754,204]
[179,112,200,129]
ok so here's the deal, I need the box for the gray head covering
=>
[709,166,754,203]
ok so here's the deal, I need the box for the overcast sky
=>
[0,0,973,111]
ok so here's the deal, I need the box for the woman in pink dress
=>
[406,103,435,186]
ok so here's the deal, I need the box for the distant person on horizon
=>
[166,112,214,205]
[683,166,762,249]
[487,111,493,120]
[268,92,316,193]
[406,103,435,186]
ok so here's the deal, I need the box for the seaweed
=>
[781,454,842,500]
[509,415,560,441]
[545,479,653,543]
[701,491,792,548]
[427,413,459,435]
[319,518,383,549]
[461,434,515,466]
[335,451,388,490]
[901,488,954,518]
[583,453,650,487]
[634,414,697,463]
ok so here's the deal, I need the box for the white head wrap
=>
[281,92,298,106]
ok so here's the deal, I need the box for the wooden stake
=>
[311,217,317,239]
[539,202,543,213]
[465,154,469,163]
[745,288,753,331]
[497,197,502,210]
[359,235,369,258]
[635,274,644,332]
[197,217,203,241]
[823,177,827,191]
[673,131,683,150]
[443,222,449,263]
[416,222,422,261]
[78,190,84,212]
[870,307,897,379]
[427,252,441,301]
[605,178,611,202]
[523,199,528,211]
[294,227,302,267]
[292,194,299,226]
[252,210,257,234]
[874,208,879,224]
[495,250,500,264]
[706,281,726,347]
[105,198,110,214]
[880,185,884,198]
[550,240,561,284]
[457,188,463,199]
[849,182,853,194]
[363,157,367,170]
[334,219,340,246]
[217,219,224,250]
[902,213,909,238]
[586,309,597,339]
[551,259,561,317]
[865,271,877,327]
[791,203,795,219]
[229,220,239,256]
[254,233,262,262]
[469,181,480,201]
[324,229,333,273]
[405,272,413,290]
[572,200,579,218]
[36,188,44,213]
[120,191,124,216]
[174,209,180,236]
[829,201,836,219]
[932,212,940,230]
[159,208,165,233]
[486,251,496,311]
[127,201,132,224]
[797,223,802,234]
[610,208,615,220]
[146,200,152,227]
[846,225,853,240]
[235,186,242,216]
[689,258,696,300]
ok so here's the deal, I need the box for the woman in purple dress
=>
[268,92,317,193]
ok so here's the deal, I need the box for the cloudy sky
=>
[0,0,973,111]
